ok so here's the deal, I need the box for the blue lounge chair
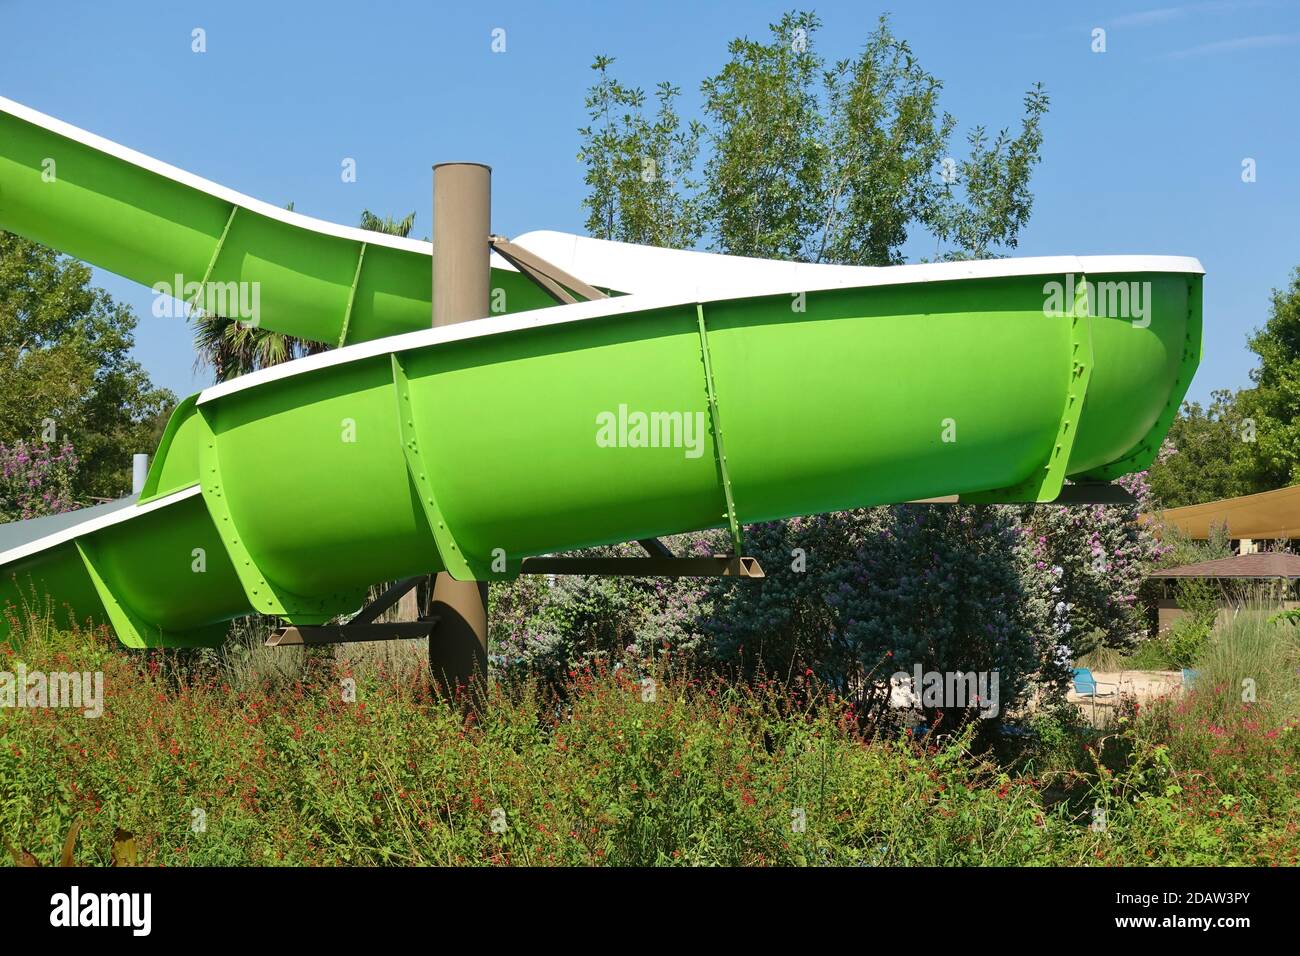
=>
[1072,667,1117,721]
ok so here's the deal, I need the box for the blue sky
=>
[1,0,1296,403]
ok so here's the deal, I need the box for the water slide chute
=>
[0,96,1203,647]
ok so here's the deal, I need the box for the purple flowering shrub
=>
[704,506,1060,724]
[702,511,862,678]
[488,486,1160,711]
[488,535,720,684]
[0,440,79,522]
[1019,470,1168,657]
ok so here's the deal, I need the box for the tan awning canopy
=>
[1155,484,1300,540]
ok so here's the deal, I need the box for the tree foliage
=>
[0,440,79,521]
[1147,268,1300,505]
[1146,392,1254,507]
[0,232,174,501]
[1239,268,1300,490]
[698,11,829,260]
[578,57,705,248]
[580,11,1049,263]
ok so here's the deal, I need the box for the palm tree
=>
[193,207,418,382]
[358,209,416,238]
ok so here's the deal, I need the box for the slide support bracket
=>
[191,205,240,314]
[965,274,1094,504]
[696,304,743,553]
[489,235,608,304]
[337,242,368,347]
[391,353,478,580]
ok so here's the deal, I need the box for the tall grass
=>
[3,617,1299,865]
[1195,602,1300,722]
[151,615,431,695]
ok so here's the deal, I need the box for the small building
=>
[1147,551,1300,632]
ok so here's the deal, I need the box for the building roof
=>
[1156,484,1300,540]
[0,496,135,555]
[1149,551,1300,579]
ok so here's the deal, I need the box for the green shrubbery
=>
[1155,579,1220,668]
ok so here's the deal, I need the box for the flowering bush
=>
[489,535,719,686]
[490,476,1164,705]
[701,511,862,679]
[1019,470,1167,658]
[702,506,1063,725]
[1083,688,1300,865]
[0,440,79,522]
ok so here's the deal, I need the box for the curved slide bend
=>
[0,96,1204,648]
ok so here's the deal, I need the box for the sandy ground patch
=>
[1067,669,1185,723]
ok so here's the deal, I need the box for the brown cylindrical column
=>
[433,162,491,326]
[428,577,489,704]
[428,162,492,704]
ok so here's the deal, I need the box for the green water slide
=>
[0,96,1203,648]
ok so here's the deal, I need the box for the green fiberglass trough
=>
[0,95,565,343]
[0,263,1203,648]
[0,96,1204,649]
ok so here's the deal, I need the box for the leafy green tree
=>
[0,231,175,501]
[193,208,417,382]
[578,57,705,248]
[927,85,1048,261]
[816,19,953,264]
[1147,391,1254,507]
[1238,268,1300,491]
[579,11,1048,264]
[699,10,828,260]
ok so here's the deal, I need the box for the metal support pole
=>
[131,454,149,496]
[433,163,491,325]
[428,162,492,703]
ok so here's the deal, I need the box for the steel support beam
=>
[519,555,764,578]
[434,163,492,324]
[350,575,425,624]
[427,577,489,703]
[263,576,434,647]
[267,621,437,647]
[489,235,608,304]
[637,537,674,559]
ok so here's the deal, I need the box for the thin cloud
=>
[1163,31,1300,57]
[1109,0,1277,27]
[1112,7,1186,26]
